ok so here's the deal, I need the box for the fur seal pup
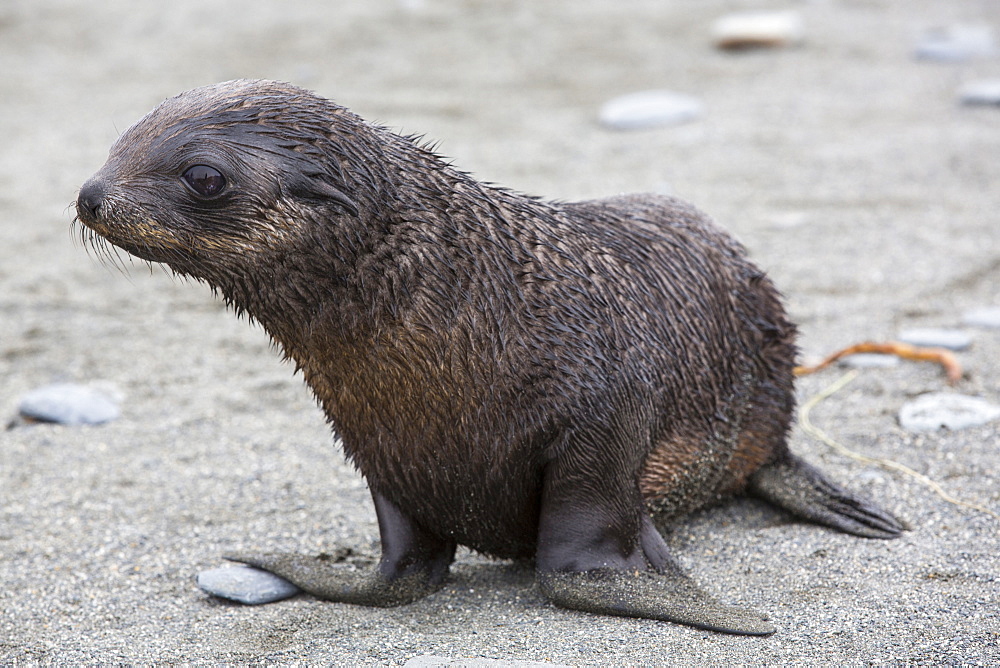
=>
[75,79,902,635]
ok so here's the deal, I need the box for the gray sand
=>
[2,0,999,664]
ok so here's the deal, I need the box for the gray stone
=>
[711,11,804,50]
[897,328,973,351]
[196,566,300,605]
[598,90,703,131]
[959,80,1000,106]
[840,353,901,369]
[915,24,996,62]
[18,383,121,425]
[962,306,1000,328]
[899,393,1000,432]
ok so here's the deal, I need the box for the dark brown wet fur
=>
[76,79,903,635]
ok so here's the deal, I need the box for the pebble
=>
[898,393,1000,432]
[962,306,1000,329]
[897,328,973,351]
[711,11,804,50]
[18,383,121,425]
[598,90,704,130]
[854,469,887,485]
[959,80,1000,106]
[915,24,997,62]
[196,566,300,605]
[840,353,900,369]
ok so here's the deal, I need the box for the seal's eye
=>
[182,165,227,198]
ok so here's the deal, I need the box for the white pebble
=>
[197,566,299,605]
[598,91,704,131]
[18,383,120,425]
[711,11,804,50]
[899,393,1000,432]
[959,80,1000,106]
[915,24,997,62]
[962,306,1000,329]
[897,328,973,351]
[855,469,887,485]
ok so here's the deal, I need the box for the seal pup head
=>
[75,79,372,285]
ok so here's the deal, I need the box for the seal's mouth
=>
[71,211,159,270]
[73,188,168,269]
[72,189,226,284]
[74,174,181,266]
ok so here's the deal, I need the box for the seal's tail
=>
[746,453,904,538]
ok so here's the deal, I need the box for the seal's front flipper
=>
[538,564,775,636]
[224,552,440,606]
[747,453,904,539]
[226,491,456,607]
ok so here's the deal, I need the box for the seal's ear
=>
[287,171,359,216]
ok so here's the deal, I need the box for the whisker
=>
[72,215,133,279]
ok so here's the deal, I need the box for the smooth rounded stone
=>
[598,90,704,131]
[959,80,1000,106]
[196,566,300,605]
[899,393,1000,432]
[962,306,1000,328]
[897,328,973,351]
[840,353,901,369]
[854,469,888,485]
[915,24,996,62]
[18,383,120,425]
[711,11,804,50]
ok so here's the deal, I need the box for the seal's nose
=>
[77,178,106,221]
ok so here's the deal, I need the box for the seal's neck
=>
[210,143,527,376]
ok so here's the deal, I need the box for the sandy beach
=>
[2,0,999,664]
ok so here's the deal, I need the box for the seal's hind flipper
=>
[747,453,904,538]
[538,564,776,636]
[224,552,443,607]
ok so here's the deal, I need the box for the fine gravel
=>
[2,0,999,664]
